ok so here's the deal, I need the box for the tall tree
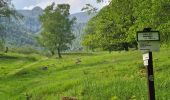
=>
[83,0,134,51]
[83,0,170,52]
[39,3,75,58]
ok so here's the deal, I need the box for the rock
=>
[62,97,78,100]
[42,66,48,70]
[75,58,81,64]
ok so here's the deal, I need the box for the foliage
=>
[83,0,170,51]
[0,0,24,52]
[39,3,76,58]
[81,4,98,15]
[0,0,21,19]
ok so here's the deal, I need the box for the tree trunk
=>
[57,48,62,58]
[50,50,55,56]
[5,47,8,53]
[108,47,112,54]
[134,41,138,50]
[123,42,129,51]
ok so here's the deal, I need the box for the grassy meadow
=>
[0,49,170,100]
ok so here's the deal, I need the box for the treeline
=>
[82,0,170,52]
[1,0,170,58]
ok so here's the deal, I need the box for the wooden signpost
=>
[137,28,160,100]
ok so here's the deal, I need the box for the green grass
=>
[0,49,170,100]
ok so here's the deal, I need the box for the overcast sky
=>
[12,0,109,14]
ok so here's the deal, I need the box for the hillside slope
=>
[0,7,95,49]
[0,49,170,100]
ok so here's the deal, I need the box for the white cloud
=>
[23,5,35,10]
[13,0,110,14]
[23,0,53,10]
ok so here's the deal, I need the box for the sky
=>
[12,0,109,14]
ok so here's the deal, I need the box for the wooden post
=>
[146,52,155,100]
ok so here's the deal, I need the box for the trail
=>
[7,57,49,76]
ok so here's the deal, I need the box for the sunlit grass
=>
[0,49,170,100]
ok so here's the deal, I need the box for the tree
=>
[0,0,20,52]
[127,0,170,45]
[0,0,21,18]
[39,3,76,58]
[83,0,134,51]
[81,4,98,15]
[83,0,170,52]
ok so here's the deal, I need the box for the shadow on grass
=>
[61,52,97,56]
[55,60,109,73]
[9,60,109,79]
[155,65,170,72]
[0,55,18,60]
[0,54,37,61]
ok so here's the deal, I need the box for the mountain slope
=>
[70,12,96,23]
[0,7,95,50]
